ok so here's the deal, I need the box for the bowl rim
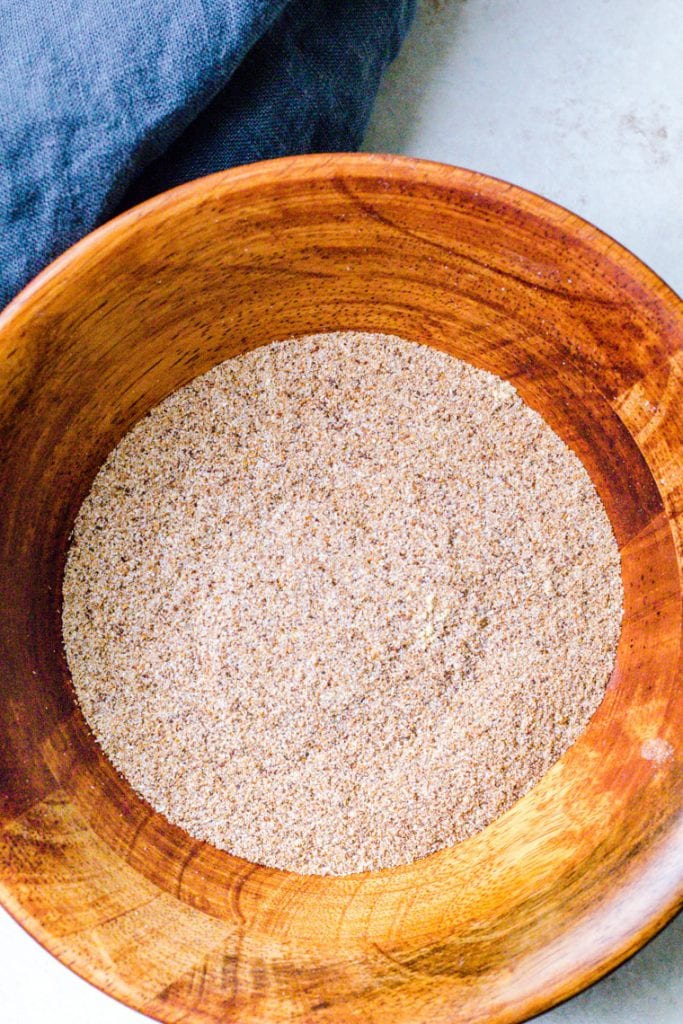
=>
[0,151,681,1024]
[2,151,683,338]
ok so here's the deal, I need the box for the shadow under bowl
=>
[0,154,681,1024]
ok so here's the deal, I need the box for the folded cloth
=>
[0,0,415,309]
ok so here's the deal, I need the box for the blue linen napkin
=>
[0,0,415,309]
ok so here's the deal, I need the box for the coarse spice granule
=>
[62,331,623,875]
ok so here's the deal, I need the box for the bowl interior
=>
[0,155,681,1024]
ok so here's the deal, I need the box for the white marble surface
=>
[2,1,681,1020]
[365,0,683,297]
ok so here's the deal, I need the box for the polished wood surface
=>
[0,154,681,1024]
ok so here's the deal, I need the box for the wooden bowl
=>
[0,154,681,1024]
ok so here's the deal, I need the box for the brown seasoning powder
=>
[62,332,623,875]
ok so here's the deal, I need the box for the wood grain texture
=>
[0,153,681,1024]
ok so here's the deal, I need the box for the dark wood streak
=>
[332,177,625,309]
[0,154,681,1024]
[230,863,261,927]
[126,808,156,863]
[176,842,205,900]
[370,942,426,979]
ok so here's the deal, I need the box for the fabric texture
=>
[0,0,416,309]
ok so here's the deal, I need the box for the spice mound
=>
[62,332,623,875]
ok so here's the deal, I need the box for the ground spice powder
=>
[62,332,623,875]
